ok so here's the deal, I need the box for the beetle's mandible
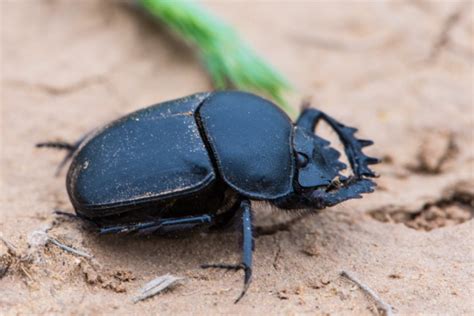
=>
[38,91,379,302]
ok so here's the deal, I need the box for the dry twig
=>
[341,270,394,316]
[28,229,92,259]
[48,237,93,259]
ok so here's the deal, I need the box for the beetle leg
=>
[37,132,92,176]
[36,141,76,151]
[308,178,376,208]
[295,107,324,132]
[36,141,78,175]
[201,199,253,303]
[296,108,379,178]
[99,215,213,235]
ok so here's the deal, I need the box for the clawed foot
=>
[201,263,252,303]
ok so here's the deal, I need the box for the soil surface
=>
[1,1,473,315]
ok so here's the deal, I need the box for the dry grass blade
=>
[133,274,183,303]
[0,235,19,256]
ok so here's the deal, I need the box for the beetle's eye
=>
[296,152,309,168]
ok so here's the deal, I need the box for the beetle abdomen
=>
[67,93,215,215]
[199,91,294,199]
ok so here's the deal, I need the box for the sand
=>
[1,1,473,315]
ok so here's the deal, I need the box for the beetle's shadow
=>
[49,203,377,310]
[85,224,242,275]
[81,206,303,272]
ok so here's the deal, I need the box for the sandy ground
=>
[1,1,473,315]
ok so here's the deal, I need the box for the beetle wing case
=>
[67,93,216,216]
[198,91,294,199]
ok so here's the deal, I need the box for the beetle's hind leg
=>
[36,133,90,176]
[201,199,253,303]
[36,141,76,151]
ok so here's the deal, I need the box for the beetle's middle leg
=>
[99,214,214,235]
[201,199,253,303]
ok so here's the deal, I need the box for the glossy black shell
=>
[67,91,294,218]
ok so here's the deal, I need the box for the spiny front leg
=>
[296,107,379,178]
[309,178,376,208]
[274,177,376,210]
[201,199,253,303]
[290,107,380,209]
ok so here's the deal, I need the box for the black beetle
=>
[38,91,378,302]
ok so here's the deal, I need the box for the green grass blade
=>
[139,0,294,115]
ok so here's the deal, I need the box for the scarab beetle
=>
[38,91,378,302]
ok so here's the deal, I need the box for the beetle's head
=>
[292,126,346,192]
